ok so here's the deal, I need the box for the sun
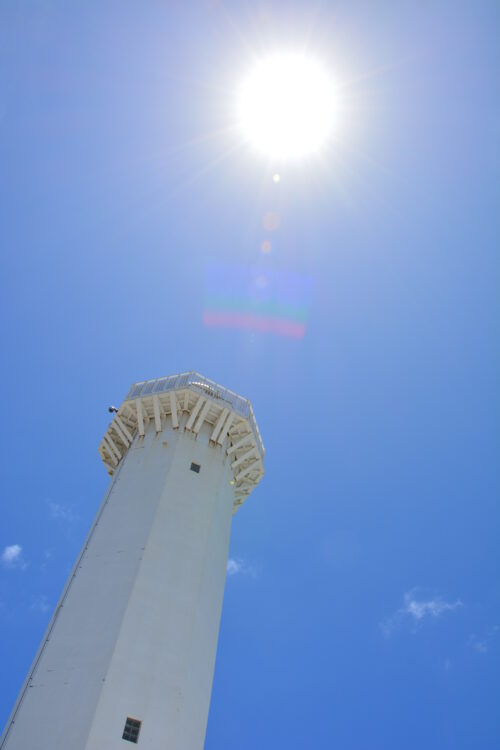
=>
[236,53,338,160]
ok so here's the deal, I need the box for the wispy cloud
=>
[403,591,462,621]
[381,588,462,636]
[40,548,55,573]
[48,501,79,525]
[470,636,488,654]
[1,544,27,570]
[469,626,499,655]
[227,557,258,579]
[30,595,50,615]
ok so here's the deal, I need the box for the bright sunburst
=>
[236,53,338,160]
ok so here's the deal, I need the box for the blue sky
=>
[0,2,499,748]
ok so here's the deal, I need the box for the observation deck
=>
[98,372,265,511]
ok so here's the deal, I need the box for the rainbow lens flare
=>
[203,263,313,340]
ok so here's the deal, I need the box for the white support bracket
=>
[112,420,130,448]
[170,391,179,429]
[217,412,234,446]
[121,405,136,427]
[139,400,150,424]
[136,399,145,437]
[231,447,258,472]
[236,459,260,483]
[103,435,120,465]
[186,396,205,432]
[115,415,133,443]
[227,433,254,456]
[105,434,122,461]
[210,408,229,444]
[193,400,211,435]
[153,395,162,433]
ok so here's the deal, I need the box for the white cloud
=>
[403,591,462,621]
[227,557,258,579]
[31,595,50,614]
[469,626,499,655]
[1,544,27,570]
[471,637,488,654]
[381,588,462,636]
[227,558,243,576]
[48,501,78,524]
[40,548,55,573]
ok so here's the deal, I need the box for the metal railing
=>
[124,372,265,459]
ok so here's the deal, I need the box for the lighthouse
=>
[0,372,264,750]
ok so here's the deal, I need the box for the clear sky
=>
[1,2,499,748]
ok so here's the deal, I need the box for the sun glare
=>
[237,53,337,160]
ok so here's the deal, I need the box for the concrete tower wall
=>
[1,418,234,750]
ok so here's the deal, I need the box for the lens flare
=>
[237,53,337,159]
[204,263,313,340]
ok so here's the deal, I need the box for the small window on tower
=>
[190,462,201,473]
[122,717,141,744]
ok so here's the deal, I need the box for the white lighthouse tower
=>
[1,372,264,750]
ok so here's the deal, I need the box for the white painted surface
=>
[1,414,239,749]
